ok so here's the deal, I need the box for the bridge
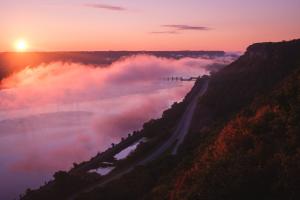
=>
[164,76,200,81]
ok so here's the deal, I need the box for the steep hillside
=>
[168,67,300,200]
[195,39,300,125]
[183,39,300,153]
[151,39,300,200]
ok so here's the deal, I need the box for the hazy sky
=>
[0,0,300,51]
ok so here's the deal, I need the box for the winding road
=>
[68,78,209,200]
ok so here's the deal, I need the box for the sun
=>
[15,39,28,52]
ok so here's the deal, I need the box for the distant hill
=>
[21,39,300,200]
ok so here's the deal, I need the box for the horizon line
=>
[0,50,230,53]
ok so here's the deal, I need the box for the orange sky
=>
[1,0,300,52]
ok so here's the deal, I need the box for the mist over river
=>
[0,54,234,199]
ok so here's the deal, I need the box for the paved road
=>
[68,79,209,200]
[171,79,209,155]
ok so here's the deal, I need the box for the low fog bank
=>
[0,51,229,82]
[0,54,235,199]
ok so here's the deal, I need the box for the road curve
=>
[68,78,209,200]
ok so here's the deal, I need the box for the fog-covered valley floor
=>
[0,54,235,199]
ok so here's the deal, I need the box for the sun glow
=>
[15,39,28,52]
